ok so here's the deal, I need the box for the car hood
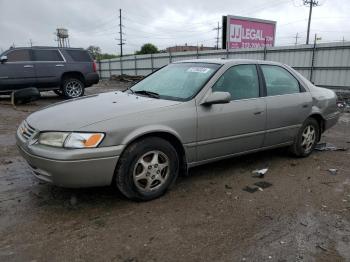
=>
[27,91,181,131]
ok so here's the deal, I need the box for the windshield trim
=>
[129,62,223,102]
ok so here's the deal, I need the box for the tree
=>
[87,45,101,60]
[136,43,159,55]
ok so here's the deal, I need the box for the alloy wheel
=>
[133,150,170,192]
[301,125,316,153]
[65,80,83,98]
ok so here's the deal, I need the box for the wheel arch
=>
[114,128,188,184]
[308,113,325,140]
[61,71,86,85]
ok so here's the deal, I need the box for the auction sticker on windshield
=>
[187,67,211,73]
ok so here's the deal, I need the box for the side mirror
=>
[0,55,8,64]
[202,91,231,105]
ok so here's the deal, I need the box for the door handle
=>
[254,111,263,115]
[23,65,33,68]
[55,64,64,67]
[302,104,309,108]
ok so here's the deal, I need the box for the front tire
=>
[290,118,319,157]
[62,77,85,98]
[115,137,179,201]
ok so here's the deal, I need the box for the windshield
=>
[130,62,221,101]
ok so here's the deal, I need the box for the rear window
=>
[66,50,92,62]
[7,49,31,62]
[34,49,63,61]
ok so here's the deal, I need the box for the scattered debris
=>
[290,161,298,167]
[110,74,143,82]
[321,205,327,208]
[254,181,273,189]
[2,159,13,165]
[328,168,338,175]
[243,186,259,193]
[316,244,328,252]
[300,222,308,227]
[69,195,78,206]
[252,168,268,178]
[315,142,348,151]
[225,184,232,189]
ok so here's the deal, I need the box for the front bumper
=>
[16,127,123,188]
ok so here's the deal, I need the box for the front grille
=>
[19,121,37,141]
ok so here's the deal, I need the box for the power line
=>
[304,0,320,44]
[117,9,125,57]
[213,22,222,50]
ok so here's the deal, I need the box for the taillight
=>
[93,61,97,72]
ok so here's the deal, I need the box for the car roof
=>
[174,58,284,66]
[7,46,85,51]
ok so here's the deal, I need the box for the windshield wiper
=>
[134,90,160,99]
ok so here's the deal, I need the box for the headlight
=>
[38,132,69,147]
[38,132,104,148]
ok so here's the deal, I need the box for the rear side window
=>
[6,49,31,62]
[261,65,300,96]
[212,64,259,100]
[34,49,63,61]
[66,50,92,62]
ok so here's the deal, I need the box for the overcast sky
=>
[0,0,349,54]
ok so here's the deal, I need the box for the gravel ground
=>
[0,82,349,262]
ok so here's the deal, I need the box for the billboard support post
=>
[226,42,229,58]
[263,37,267,60]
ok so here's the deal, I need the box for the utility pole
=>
[213,22,222,50]
[304,0,319,45]
[118,9,125,57]
[29,39,33,47]
[294,33,300,46]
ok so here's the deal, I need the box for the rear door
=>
[0,49,35,91]
[33,49,66,88]
[259,64,312,147]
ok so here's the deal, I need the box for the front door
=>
[196,64,266,162]
[0,49,36,91]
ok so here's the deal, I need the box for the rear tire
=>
[62,77,85,99]
[115,137,179,201]
[290,118,319,157]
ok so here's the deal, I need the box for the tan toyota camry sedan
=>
[17,59,340,201]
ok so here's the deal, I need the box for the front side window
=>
[261,65,300,96]
[34,50,63,61]
[131,63,221,101]
[212,64,259,100]
[6,49,31,62]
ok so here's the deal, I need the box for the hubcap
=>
[301,125,316,153]
[65,80,83,98]
[133,150,170,192]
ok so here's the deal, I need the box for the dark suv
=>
[0,47,99,98]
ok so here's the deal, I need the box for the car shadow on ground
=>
[22,147,290,210]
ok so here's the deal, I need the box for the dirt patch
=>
[0,83,349,261]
